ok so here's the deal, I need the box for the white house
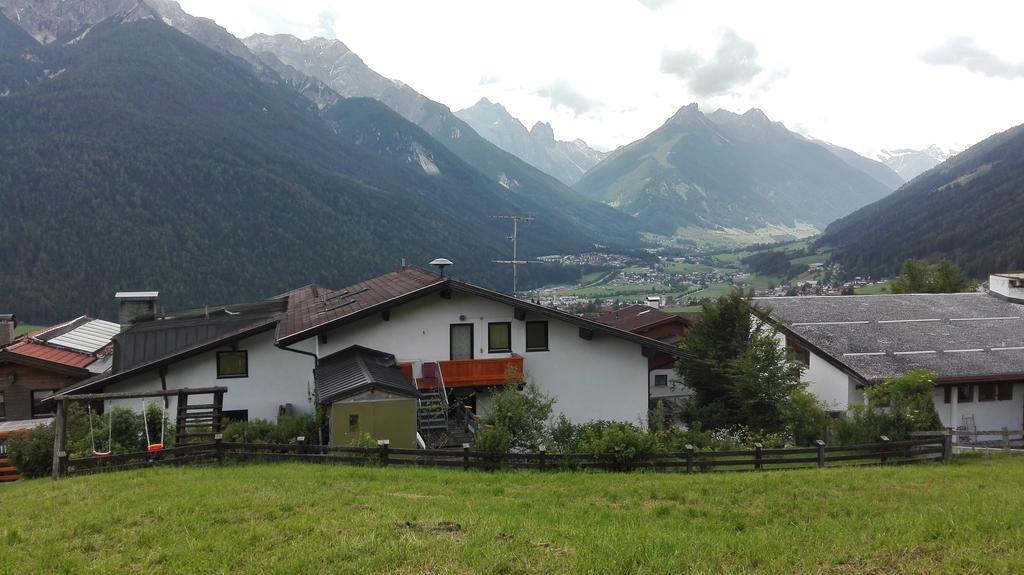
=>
[754,273,1024,437]
[56,266,687,436]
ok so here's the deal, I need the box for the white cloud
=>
[661,29,764,97]
[537,80,601,116]
[923,36,1024,78]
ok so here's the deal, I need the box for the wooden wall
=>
[0,362,80,421]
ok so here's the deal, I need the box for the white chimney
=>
[115,292,160,332]
[988,274,1024,304]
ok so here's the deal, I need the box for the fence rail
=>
[57,434,951,479]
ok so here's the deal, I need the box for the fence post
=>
[377,439,390,467]
[879,436,890,464]
[51,400,66,480]
[215,433,224,466]
[538,444,547,471]
[684,444,694,474]
[1002,427,1010,451]
[462,443,471,471]
[815,440,826,468]
[942,429,953,461]
[754,443,763,471]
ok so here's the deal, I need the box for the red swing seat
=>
[147,443,165,452]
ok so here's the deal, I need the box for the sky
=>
[177,0,1024,156]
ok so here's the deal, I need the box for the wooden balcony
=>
[408,354,524,390]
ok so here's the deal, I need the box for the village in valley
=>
[1,0,1023,573]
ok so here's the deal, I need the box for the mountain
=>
[573,104,893,238]
[242,33,640,246]
[812,140,904,190]
[877,145,959,181]
[454,98,606,185]
[818,123,1024,279]
[0,9,605,322]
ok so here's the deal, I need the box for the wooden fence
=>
[59,434,951,478]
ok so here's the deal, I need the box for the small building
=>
[314,346,419,449]
[0,315,118,426]
[754,273,1024,435]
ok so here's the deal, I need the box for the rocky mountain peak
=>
[530,121,555,144]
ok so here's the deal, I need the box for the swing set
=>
[49,386,227,480]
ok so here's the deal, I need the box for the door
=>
[450,323,474,360]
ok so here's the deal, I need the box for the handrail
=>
[436,361,450,412]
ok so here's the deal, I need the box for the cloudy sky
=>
[178,0,1024,156]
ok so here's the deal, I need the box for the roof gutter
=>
[275,341,318,368]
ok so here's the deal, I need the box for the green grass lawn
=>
[568,283,671,298]
[855,283,891,295]
[3,457,1023,573]
[13,324,42,336]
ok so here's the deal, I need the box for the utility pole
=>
[492,215,535,296]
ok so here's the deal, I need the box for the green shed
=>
[314,345,420,449]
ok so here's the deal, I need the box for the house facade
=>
[56,266,688,441]
[754,274,1024,437]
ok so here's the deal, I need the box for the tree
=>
[890,259,970,294]
[677,291,807,431]
[481,380,555,451]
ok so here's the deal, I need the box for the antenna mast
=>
[492,215,535,296]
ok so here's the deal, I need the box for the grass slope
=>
[2,458,1023,573]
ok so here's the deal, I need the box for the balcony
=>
[400,354,524,390]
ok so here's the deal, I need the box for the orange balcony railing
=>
[409,354,524,390]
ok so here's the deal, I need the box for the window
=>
[348,414,359,433]
[525,321,549,352]
[998,382,1014,401]
[957,385,974,403]
[786,339,810,367]
[654,374,668,387]
[31,390,56,418]
[0,391,4,419]
[217,351,248,378]
[979,383,998,402]
[488,322,512,353]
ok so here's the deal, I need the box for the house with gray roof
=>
[754,273,1024,435]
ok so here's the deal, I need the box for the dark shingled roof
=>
[754,293,1024,382]
[593,305,687,333]
[314,345,419,404]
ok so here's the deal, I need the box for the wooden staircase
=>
[0,436,19,482]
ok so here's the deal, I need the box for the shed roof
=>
[593,305,687,333]
[754,293,1024,383]
[314,345,419,404]
[2,341,95,370]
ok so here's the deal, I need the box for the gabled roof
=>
[754,293,1024,383]
[278,267,690,358]
[55,300,288,397]
[0,341,93,376]
[593,305,688,333]
[314,345,419,404]
[32,316,120,354]
[0,316,118,375]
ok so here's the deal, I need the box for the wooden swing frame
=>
[49,387,227,480]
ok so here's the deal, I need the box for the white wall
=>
[649,368,688,400]
[773,332,855,411]
[104,329,317,421]
[932,384,1024,432]
[314,292,651,424]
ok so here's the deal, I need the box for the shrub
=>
[474,425,511,457]
[783,389,831,446]
[222,415,317,444]
[577,422,659,468]
[481,383,554,451]
[6,425,56,479]
[832,370,943,445]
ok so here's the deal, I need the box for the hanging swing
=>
[142,400,166,452]
[87,404,113,457]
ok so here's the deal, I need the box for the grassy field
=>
[855,283,891,295]
[13,324,42,336]
[2,457,1023,573]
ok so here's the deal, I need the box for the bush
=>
[481,383,554,451]
[783,389,831,446]
[577,422,659,468]
[6,424,56,479]
[474,425,512,469]
[222,415,317,444]
[832,370,943,445]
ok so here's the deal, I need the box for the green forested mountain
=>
[242,34,640,246]
[817,123,1024,279]
[574,104,893,238]
[0,14,617,322]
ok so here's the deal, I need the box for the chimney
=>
[114,292,159,332]
[0,314,16,347]
[988,274,1024,304]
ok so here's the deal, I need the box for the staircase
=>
[417,390,448,431]
[0,438,18,482]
